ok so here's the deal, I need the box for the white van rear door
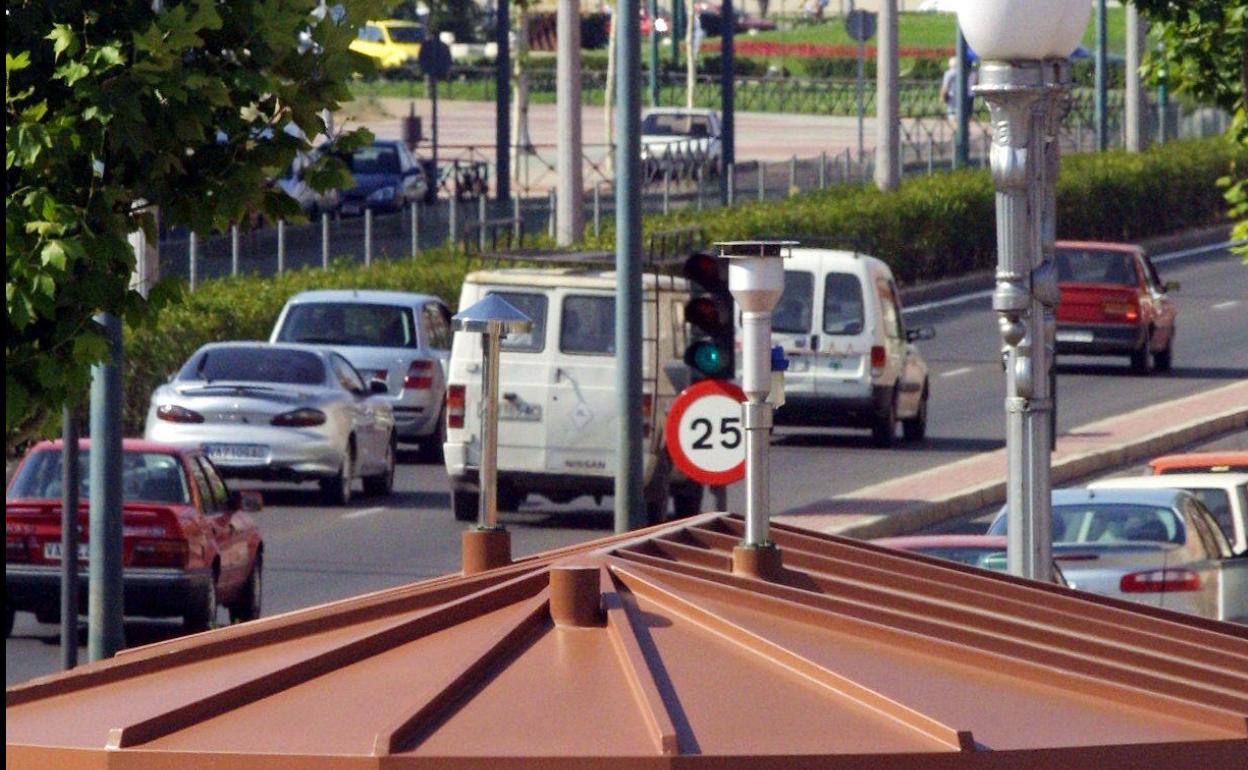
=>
[815,268,870,397]
[546,291,622,477]
[770,269,818,398]
[486,290,551,472]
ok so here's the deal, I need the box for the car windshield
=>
[179,347,326,385]
[773,271,814,334]
[823,272,865,335]
[989,503,1185,544]
[641,113,712,138]
[488,291,547,352]
[277,303,417,348]
[8,450,191,505]
[348,145,401,175]
[560,295,615,355]
[386,25,425,43]
[1055,248,1138,286]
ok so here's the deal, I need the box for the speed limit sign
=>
[665,380,747,486]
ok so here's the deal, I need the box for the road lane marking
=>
[940,366,975,378]
[902,240,1243,317]
[1212,300,1240,310]
[342,506,388,520]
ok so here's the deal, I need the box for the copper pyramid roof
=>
[7,513,1248,768]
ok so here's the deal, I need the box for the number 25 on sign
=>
[665,380,747,486]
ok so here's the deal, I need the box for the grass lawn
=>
[746,9,1127,55]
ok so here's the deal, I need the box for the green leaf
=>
[40,241,68,270]
[46,25,76,61]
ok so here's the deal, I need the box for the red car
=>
[1150,451,1248,475]
[5,439,264,636]
[870,534,1067,585]
[1053,240,1178,373]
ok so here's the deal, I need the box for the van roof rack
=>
[471,226,709,269]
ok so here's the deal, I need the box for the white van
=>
[764,249,933,446]
[444,268,703,522]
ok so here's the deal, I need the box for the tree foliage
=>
[1131,1,1247,250]
[6,0,384,447]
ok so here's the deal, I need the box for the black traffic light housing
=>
[683,250,735,380]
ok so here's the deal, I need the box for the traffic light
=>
[683,250,735,380]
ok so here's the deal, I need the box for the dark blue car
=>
[339,140,428,215]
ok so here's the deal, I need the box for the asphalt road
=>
[6,245,1245,686]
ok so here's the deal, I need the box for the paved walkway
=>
[774,380,1248,539]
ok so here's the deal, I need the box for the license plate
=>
[342,203,361,216]
[499,400,542,422]
[1057,330,1094,343]
[204,443,269,462]
[43,542,89,562]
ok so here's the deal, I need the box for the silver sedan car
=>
[144,342,396,505]
[988,487,1245,623]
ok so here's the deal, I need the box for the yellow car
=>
[349,20,425,71]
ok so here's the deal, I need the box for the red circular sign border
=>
[665,379,747,486]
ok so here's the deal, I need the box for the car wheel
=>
[5,606,14,638]
[871,391,898,448]
[1130,335,1152,375]
[183,573,218,633]
[419,407,447,464]
[671,482,705,518]
[363,435,396,497]
[644,457,673,526]
[452,490,479,522]
[228,553,263,624]
[902,384,929,442]
[498,483,526,513]
[320,448,355,506]
[1153,334,1173,372]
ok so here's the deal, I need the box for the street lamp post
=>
[959,0,1089,582]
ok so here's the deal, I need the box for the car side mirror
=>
[1163,280,1180,292]
[230,490,263,513]
[369,378,390,395]
[906,326,936,343]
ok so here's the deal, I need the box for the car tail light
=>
[404,360,435,390]
[156,404,205,423]
[1102,301,1139,322]
[271,408,327,427]
[6,537,29,563]
[642,393,654,439]
[1119,568,1201,593]
[129,539,189,568]
[871,345,886,370]
[447,384,466,429]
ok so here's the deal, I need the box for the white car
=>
[1089,472,1248,556]
[640,108,723,178]
[765,249,934,447]
[271,290,453,458]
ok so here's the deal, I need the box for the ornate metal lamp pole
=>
[958,0,1089,581]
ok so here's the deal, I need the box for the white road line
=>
[342,506,388,520]
[902,239,1243,317]
[940,366,975,378]
[1212,300,1240,310]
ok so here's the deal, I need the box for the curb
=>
[897,223,1234,308]
[827,387,1248,541]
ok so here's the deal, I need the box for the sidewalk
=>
[774,380,1248,539]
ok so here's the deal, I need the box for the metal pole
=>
[430,77,440,192]
[819,151,827,189]
[496,0,511,202]
[322,211,330,269]
[478,194,487,252]
[1156,44,1168,144]
[277,219,286,274]
[758,160,765,202]
[449,187,459,249]
[187,232,197,291]
[513,194,522,244]
[615,0,645,532]
[648,0,660,107]
[60,405,79,669]
[1094,0,1108,151]
[874,0,899,191]
[788,155,796,195]
[557,0,585,245]
[230,225,240,276]
[547,189,556,239]
[479,323,503,528]
[727,162,735,206]
[697,165,704,210]
[410,202,419,258]
[955,27,970,169]
[1125,5,1147,151]
[88,313,124,661]
[663,168,671,214]
[856,39,865,165]
[593,184,601,238]
[364,208,372,265]
[978,61,1048,582]
[720,0,735,205]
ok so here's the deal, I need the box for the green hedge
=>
[121,137,1238,435]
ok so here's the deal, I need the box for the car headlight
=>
[367,186,396,202]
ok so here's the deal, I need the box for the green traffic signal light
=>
[685,340,728,377]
